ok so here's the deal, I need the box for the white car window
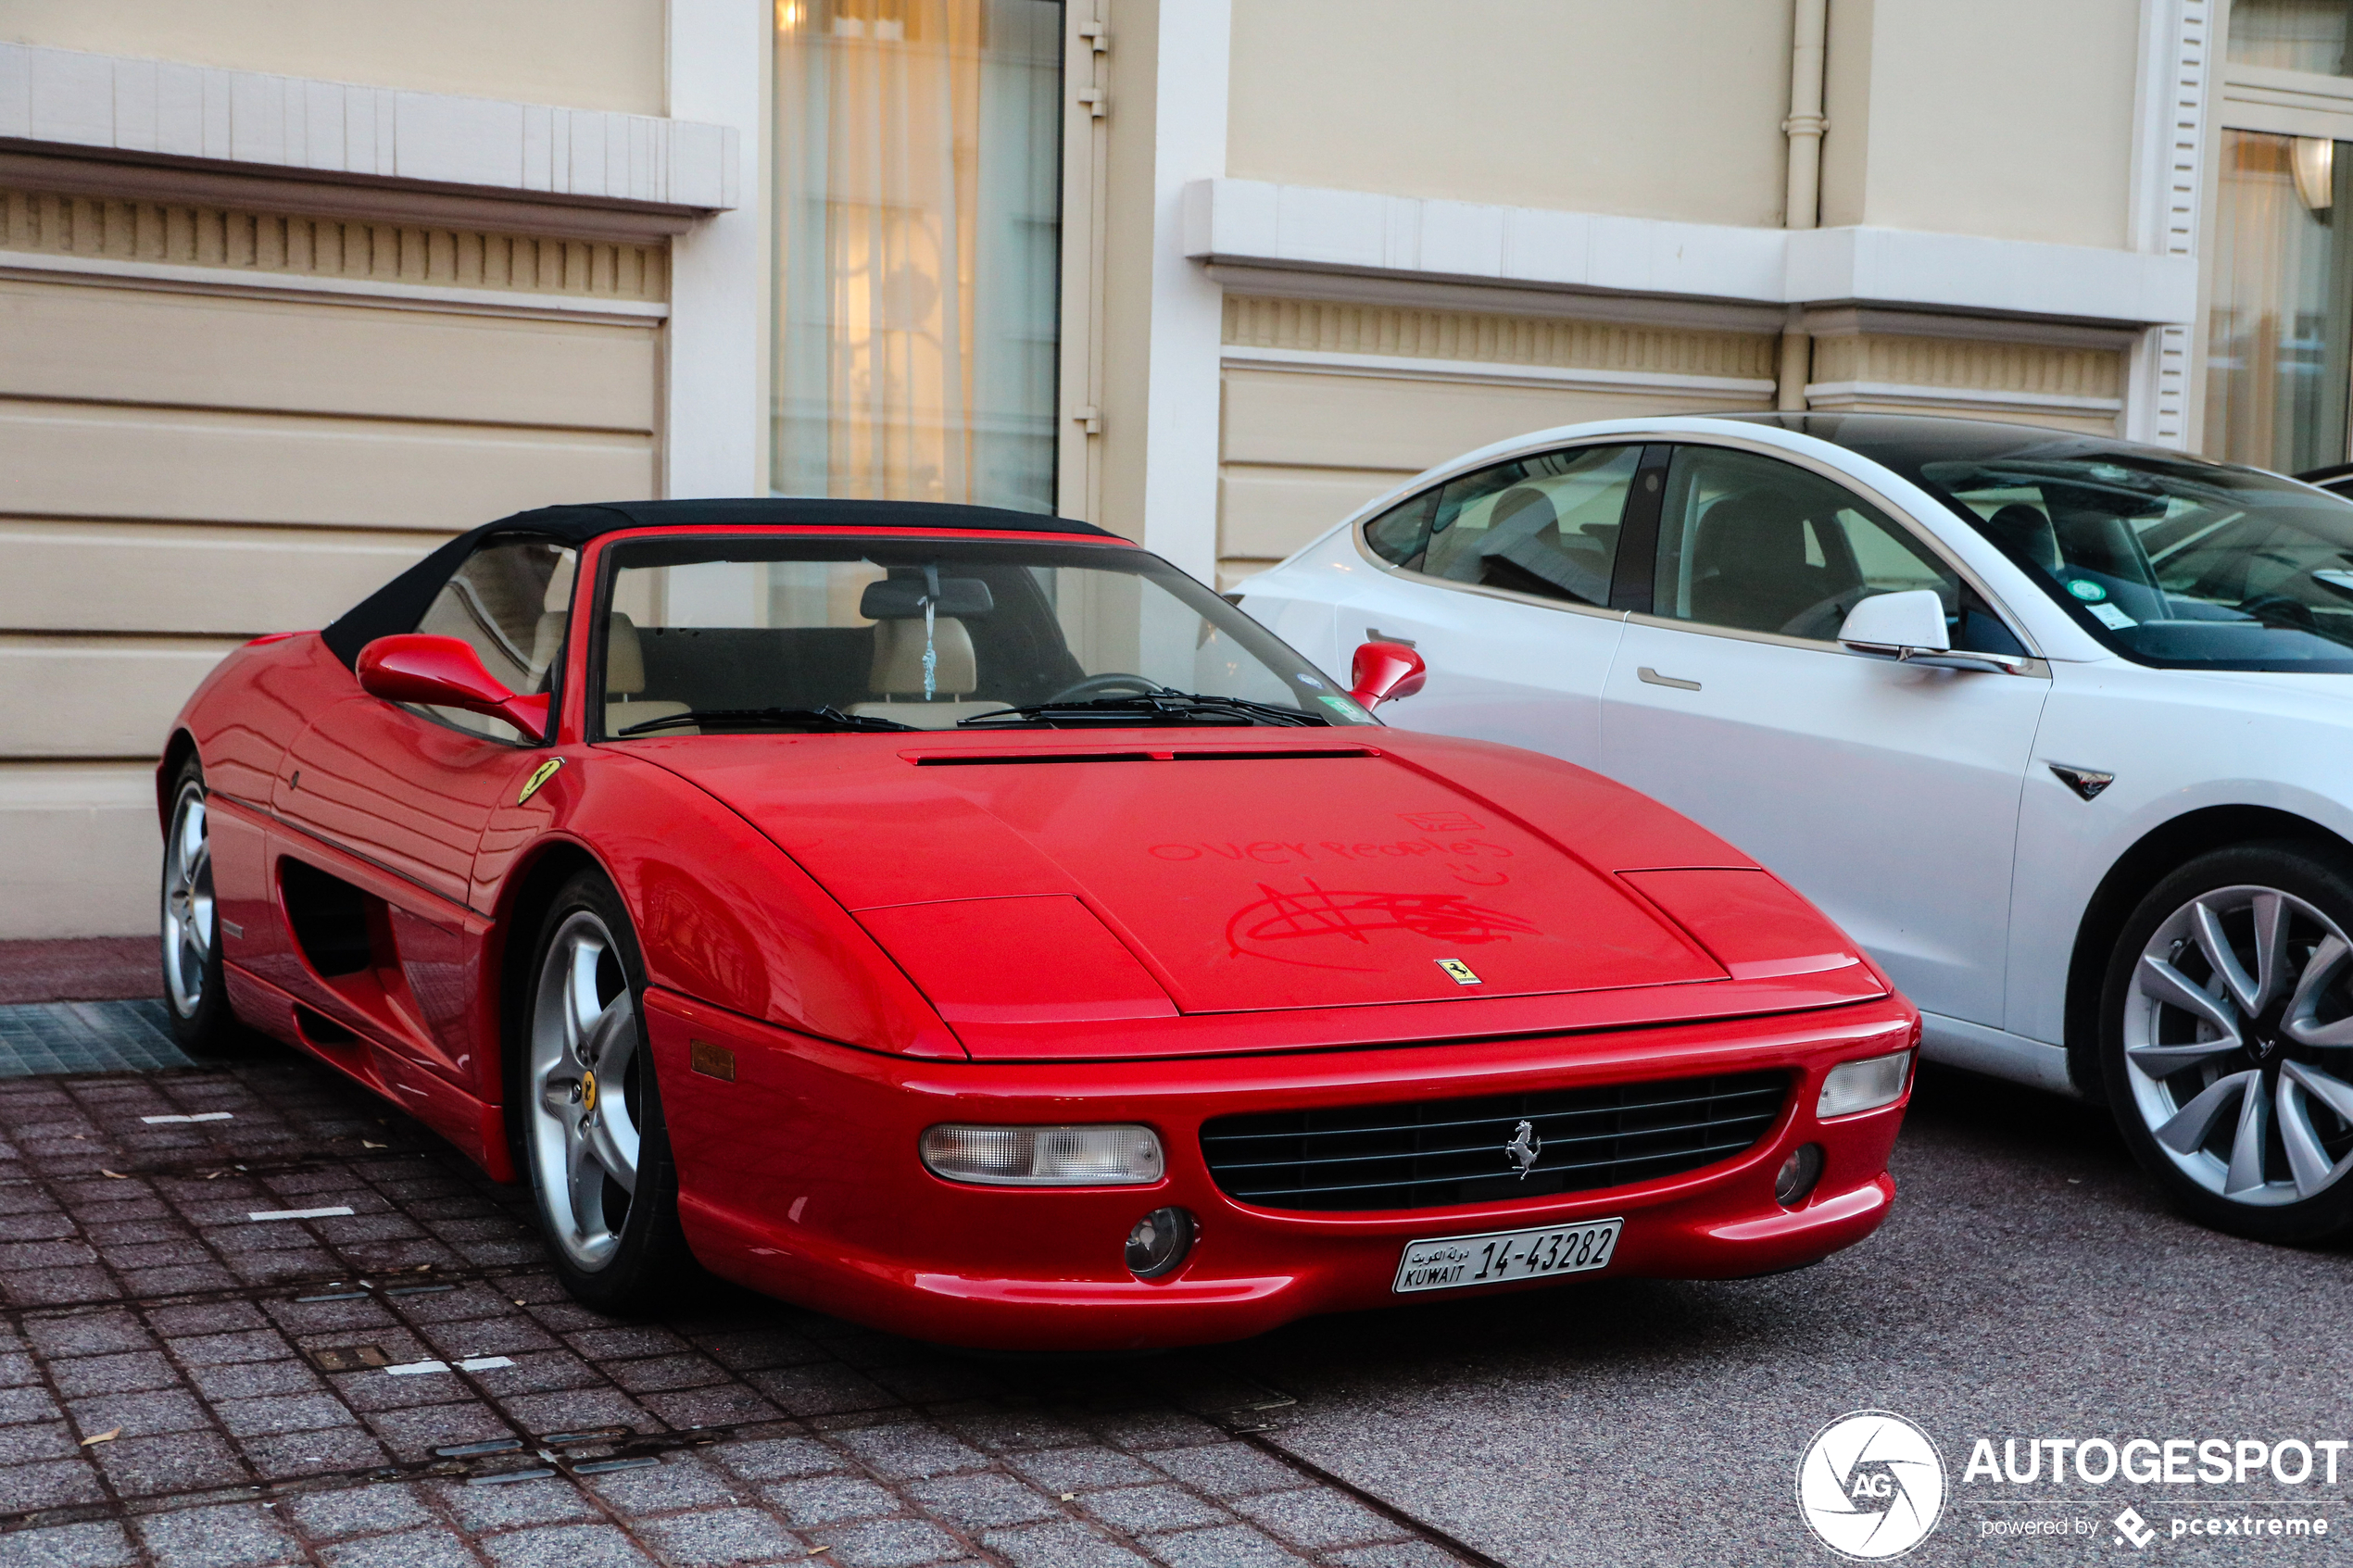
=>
[1364,445,1640,608]
[1652,445,2024,653]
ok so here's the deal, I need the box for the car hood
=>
[630,730,1874,1051]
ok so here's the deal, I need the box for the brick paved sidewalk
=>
[0,1042,1479,1568]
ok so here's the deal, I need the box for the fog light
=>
[1775,1144,1824,1208]
[919,1124,1164,1186]
[1818,1048,1914,1120]
[1125,1207,1195,1278]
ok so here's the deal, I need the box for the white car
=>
[1239,413,2353,1243]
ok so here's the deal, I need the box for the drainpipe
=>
[1779,0,1828,411]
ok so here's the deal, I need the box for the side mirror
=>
[357,634,551,738]
[1837,590,1951,660]
[1349,640,1428,709]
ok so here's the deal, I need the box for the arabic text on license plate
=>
[1391,1219,1622,1294]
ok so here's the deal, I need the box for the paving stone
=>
[1140,1524,1309,1568]
[0,1456,107,1512]
[1076,1484,1229,1535]
[1090,1411,1227,1453]
[94,1428,248,1494]
[136,1501,302,1567]
[214,1391,359,1437]
[0,1420,77,1463]
[906,1471,1063,1528]
[601,1352,729,1394]
[1009,1447,1161,1493]
[0,1519,138,1567]
[320,1527,485,1568]
[48,1349,178,1398]
[364,1402,516,1460]
[23,1311,150,1359]
[429,1474,601,1533]
[977,1522,1151,1568]
[744,1362,893,1417]
[170,1329,295,1366]
[243,1424,393,1476]
[635,1507,806,1566]
[812,1517,967,1568]
[1327,1544,1466,1568]
[837,1422,988,1481]
[710,1435,847,1481]
[149,1301,271,1336]
[577,1453,738,1512]
[565,1326,689,1361]
[0,1351,36,1387]
[0,1384,61,1424]
[935,1412,1098,1455]
[284,1480,438,1539]
[634,1383,782,1430]
[1139,1442,1302,1499]
[480,1524,653,1568]
[66,1386,215,1437]
[764,1474,901,1525]
[1232,1487,1404,1549]
[188,1359,326,1401]
[495,1388,649,1436]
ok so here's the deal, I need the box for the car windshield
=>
[588,535,1369,735]
[1912,448,2353,671]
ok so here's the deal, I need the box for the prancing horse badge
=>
[1436,959,1481,985]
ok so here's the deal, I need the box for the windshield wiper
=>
[958,692,1327,728]
[615,707,916,736]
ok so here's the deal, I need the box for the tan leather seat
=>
[535,612,695,736]
[848,617,1010,728]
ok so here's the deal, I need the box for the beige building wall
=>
[0,1,668,117]
[1215,295,1780,584]
[0,180,663,938]
[1227,0,1795,227]
[1821,0,2143,248]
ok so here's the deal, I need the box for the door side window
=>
[1652,445,2024,654]
[1363,445,1640,609]
[412,538,577,738]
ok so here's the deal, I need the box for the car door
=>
[271,536,576,1078]
[1596,441,2051,1027]
[1344,443,1654,768]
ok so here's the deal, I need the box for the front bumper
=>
[647,989,1915,1350]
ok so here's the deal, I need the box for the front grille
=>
[1199,1071,1789,1212]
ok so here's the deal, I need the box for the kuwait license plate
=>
[1391,1218,1623,1294]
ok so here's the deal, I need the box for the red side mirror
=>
[356,634,550,739]
[1349,640,1427,710]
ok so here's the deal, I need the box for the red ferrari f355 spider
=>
[159,499,1916,1349]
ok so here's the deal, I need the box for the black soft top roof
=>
[319,497,1118,667]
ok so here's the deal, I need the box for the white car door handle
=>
[1637,666,1702,691]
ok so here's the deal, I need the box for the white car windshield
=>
[1918,452,2353,671]
[589,535,1371,735]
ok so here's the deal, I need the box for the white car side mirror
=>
[1838,589,1951,659]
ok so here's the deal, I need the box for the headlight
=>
[1817,1048,1913,1120]
[919,1123,1164,1185]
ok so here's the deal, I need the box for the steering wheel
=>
[1779,584,1879,642]
[1045,671,1164,703]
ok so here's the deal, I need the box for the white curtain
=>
[2204,130,2353,472]
[773,0,1062,513]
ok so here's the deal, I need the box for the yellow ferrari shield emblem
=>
[1436,959,1481,985]
[580,1070,598,1112]
[517,758,564,804]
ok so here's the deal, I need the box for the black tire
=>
[512,868,695,1314]
[2099,839,2353,1244]
[160,757,242,1056]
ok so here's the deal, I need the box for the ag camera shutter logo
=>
[1797,1410,1947,1560]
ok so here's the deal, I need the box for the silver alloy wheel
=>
[526,909,643,1270]
[161,780,214,1018]
[2124,883,2353,1207]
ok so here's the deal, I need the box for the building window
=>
[773,0,1064,514]
[2205,130,2353,472]
[2229,0,2353,76]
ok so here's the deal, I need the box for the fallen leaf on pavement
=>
[98,1170,127,1180]
[80,1428,120,1447]
[362,1140,386,1149]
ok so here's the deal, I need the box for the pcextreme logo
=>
[1798,1410,1948,1560]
